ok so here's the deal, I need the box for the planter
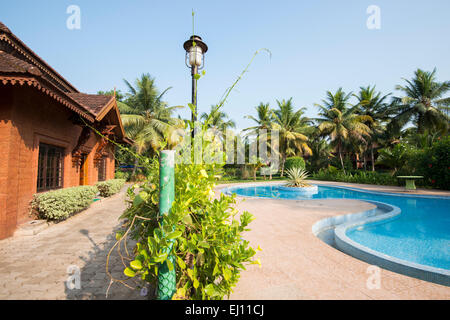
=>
[278,184,319,195]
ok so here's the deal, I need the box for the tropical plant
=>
[376,143,411,175]
[244,102,274,134]
[306,133,333,172]
[271,98,312,176]
[200,104,236,136]
[119,73,184,173]
[354,85,391,171]
[419,135,450,190]
[315,88,372,173]
[109,48,267,300]
[285,167,311,187]
[247,156,266,181]
[390,68,450,134]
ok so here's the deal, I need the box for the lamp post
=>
[183,35,208,128]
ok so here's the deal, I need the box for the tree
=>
[200,104,236,135]
[97,89,125,102]
[119,73,183,174]
[391,68,450,134]
[307,133,333,172]
[316,88,372,174]
[244,102,273,134]
[376,143,410,175]
[272,98,312,176]
[353,85,391,171]
[244,103,278,179]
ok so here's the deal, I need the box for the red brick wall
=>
[0,85,117,239]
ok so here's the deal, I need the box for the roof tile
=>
[67,93,114,116]
[0,51,42,76]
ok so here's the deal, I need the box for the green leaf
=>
[187,268,194,280]
[194,73,201,80]
[183,214,193,225]
[198,241,210,248]
[177,257,186,270]
[204,284,215,296]
[193,277,199,289]
[166,258,174,272]
[124,267,136,278]
[130,260,143,270]
[223,267,232,281]
[213,263,219,275]
[153,252,168,263]
[167,231,182,240]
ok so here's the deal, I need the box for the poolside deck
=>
[218,181,450,300]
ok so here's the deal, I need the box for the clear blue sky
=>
[2,0,450,130]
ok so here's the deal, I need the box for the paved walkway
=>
[218,181,450,300]
[0,187,152,300]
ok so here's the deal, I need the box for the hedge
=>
[31,185,98,221]
[96,179,126,197]
[311,168,398,186]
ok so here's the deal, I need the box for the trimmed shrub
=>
[285,157,306,171]
[311,168,398,186]
[96,179,126,197]
[115,170,131,181]
[31,185,98,221]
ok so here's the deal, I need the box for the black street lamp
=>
[183,35,208,127]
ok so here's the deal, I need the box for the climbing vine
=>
[88,11,270,299]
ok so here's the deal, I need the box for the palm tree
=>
[244,103,277,179]
[244,103,273,134]
[353,85,391,171]
[200,104,236,135]
[120,73,183,173]
[272,98,312,176]
[391,68,450,134]
[307,133,333,172]
[315,89,372,174]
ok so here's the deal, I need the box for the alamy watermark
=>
[172,126,280,174]
[366,265,381,289]
[66,265,81,290]
[66,5,81,30]
[366,5,381,30]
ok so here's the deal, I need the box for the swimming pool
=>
[222,183,450,285]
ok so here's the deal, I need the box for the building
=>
[0,22,130,239]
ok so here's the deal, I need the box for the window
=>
[97,157,107,182]
[37,143,64,192]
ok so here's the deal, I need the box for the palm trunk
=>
[280,154,287,177]
[371,147,375,172]
[338,142,346,174]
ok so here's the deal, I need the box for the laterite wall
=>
[0,85,115,239]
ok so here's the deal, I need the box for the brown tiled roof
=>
[0,22,11,33]
[0,21,128,142]
[0,51,41,75]
[0,21,78,93]
[67,93,115,116]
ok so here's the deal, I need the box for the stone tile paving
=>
[0,187,154,300]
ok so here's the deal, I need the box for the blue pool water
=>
[225,184,450,271]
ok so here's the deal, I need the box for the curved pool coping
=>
[220,182,450,286]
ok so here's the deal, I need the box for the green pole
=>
[157,150,176,300]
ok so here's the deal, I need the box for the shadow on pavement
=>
[64,223,155,300]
